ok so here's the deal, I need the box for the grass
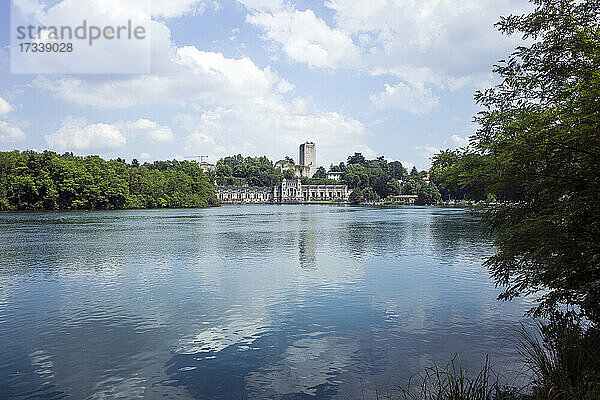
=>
[375,355,523,400]
[515,317,600,400]
[378,317,599,400]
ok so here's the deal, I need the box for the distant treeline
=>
[0,151,219,211]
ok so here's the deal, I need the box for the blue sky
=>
[0,0,530,170]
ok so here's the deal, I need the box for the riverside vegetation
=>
[386,0,600,399]
[0,150,439,211]
[1,0,598,398]
[0,151,219,210]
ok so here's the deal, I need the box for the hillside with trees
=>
[0,151,219,211]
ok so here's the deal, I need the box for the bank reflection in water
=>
[0,205,529,399]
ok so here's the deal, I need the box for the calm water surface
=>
[0,205,529,399]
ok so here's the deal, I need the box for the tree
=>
[348,189,363,204]
[474,0,600,322]
[388,161,407,181]
[283,169,296,180]
[0,151,219,211]
[410,166,419,177]
[416,183,442,205]
[216,155,282,187]
[361,187,380,202]
[313,166,327,179]
[347,153,366,166]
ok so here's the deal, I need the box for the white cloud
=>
[414,145,440,160]
[325,0,528,74]
[0,97,26,143]
[236,0,284,11]
[370,82,439,114]
[277,78,295,93]
[451,134,470,147]
[45,117,127,152]
[0,121,27,143]
[127,119,174,143]
[13,0,219,20]
[245,8,361,68]
[242,0,530,106]
[139,152,151,160]
[176,99,370,167]
[35,47,284,109]
[398,160,417,174]
[0,97,13,115]
[27,0,373,165]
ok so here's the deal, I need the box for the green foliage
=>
[215,155,282,187]
[362,187,380,202]
[348,188,363,204]
[380,355,516,400]
[347,152,367,166]
[313,166,327,179]
[342,161,401,199]
[0,151,219,211]
[282,169,297,180]
[387,161,408,181]
[468,0,600,322]
[517,315,600,400]
[429,149,492,201]
[339,153,441,204]
[417,183,442,206]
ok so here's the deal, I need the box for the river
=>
[0,205,529,399]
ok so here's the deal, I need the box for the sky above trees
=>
[0,0,531,170]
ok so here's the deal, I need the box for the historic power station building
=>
[217,142,351,204]
[217,179,350,204]
[274,142,317,178]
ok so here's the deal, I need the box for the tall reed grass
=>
[379,316,599,400]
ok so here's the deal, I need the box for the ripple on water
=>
[0,206,531,399]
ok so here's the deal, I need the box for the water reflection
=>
[0,206,529,399]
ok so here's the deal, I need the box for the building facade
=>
[299,142,316,178]
[218,179,351,204]
[217,186,275,204]
[326,171,343,181]
[276,142,317,178]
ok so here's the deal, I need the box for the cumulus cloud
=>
[28,0,369,166]
[451,134,470,147]
[240,0,530,113]
[9,0,386,169]
[0,97,26,143]
[35,47,286,109]
[45,117,127,152]
[126,119,174,143]
[175,98,370,167]
[13,0,219,21]
[370,82,439,114]
[236,0,284,11]
[0,97,13,115]
[245,8,361,68]
[0,121,27,143]
[414,145,441,161]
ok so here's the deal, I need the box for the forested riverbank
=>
[0,151,219,211]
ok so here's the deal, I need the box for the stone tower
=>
[299,142,316,178]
